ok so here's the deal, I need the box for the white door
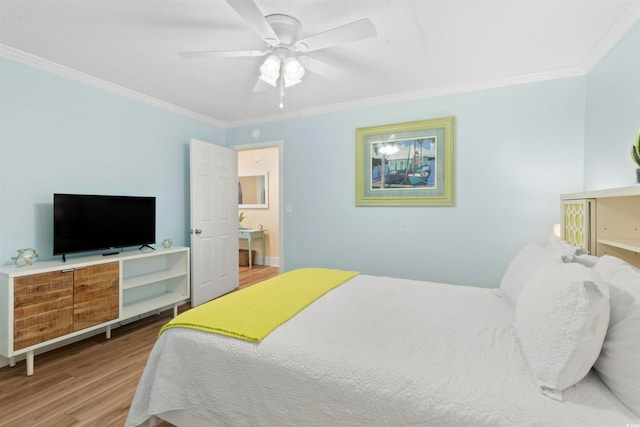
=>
[189,138,239,307]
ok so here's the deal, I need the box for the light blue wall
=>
[584,21,640,190]
[0,58,224,263]
[228,78,587,287]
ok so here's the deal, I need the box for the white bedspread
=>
[126,274,639,426]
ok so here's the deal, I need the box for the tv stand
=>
[0,246,190,376]
[103,251,120,256]
[139,244,155,251]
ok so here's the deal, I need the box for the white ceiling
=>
[1,0,639,126]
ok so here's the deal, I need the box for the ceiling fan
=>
[179,0,377,107]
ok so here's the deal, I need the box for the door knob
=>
[194,228,202,234]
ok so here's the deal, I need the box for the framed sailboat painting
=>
[355,116,455,206]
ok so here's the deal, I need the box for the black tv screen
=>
[53,193,156,257]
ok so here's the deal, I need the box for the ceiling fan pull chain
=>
[279,73,285,109]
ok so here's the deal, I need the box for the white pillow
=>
[515,263,610,401]
[593,255,637,281]
[500,242,564,305]
[593,256,640,416]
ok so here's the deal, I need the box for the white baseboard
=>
[257,256,279,267]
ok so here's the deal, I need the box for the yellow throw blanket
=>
[159,268,359,342]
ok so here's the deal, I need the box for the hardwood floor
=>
[238,265,280,289]
[0,265,279,427]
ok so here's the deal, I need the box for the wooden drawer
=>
[14,271,74,351]
[73,262,119,331]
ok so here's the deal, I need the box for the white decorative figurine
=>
[12,248,39,267]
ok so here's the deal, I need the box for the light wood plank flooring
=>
[0,266,279,427]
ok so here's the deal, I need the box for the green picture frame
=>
[356,117,455,206]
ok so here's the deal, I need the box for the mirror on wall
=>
[239,173,268,208]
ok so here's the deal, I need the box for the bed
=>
[126,238,640,427]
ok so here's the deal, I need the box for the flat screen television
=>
[53,193,156,260]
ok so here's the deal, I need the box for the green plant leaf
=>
[632,145,640,167]
[631,129,640,167]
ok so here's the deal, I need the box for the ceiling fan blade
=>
[179,50,268,59]
[253,78,272,92]
[296,18,376,52]
[298,56,348,82]
[225,0,280,43]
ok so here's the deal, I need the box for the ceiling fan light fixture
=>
[259,55,281,86]
[283,56,305,87]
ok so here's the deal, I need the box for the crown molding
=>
[227,65,587,127]
[2,41,587,129]
[0,45,226,128]
[580,2,640,72]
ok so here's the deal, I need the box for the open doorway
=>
[235,142,282,277]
